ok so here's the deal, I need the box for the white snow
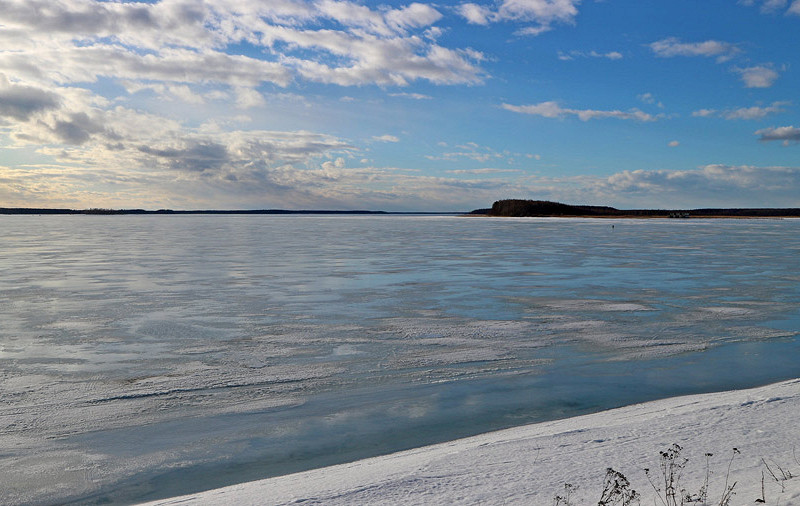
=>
[142,379,800,506]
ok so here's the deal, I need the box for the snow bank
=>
[142,379,800,505]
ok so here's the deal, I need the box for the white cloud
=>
[740,0,789,12]
[373,134,400,142]
[498,0,581,24]
[0,0,484,95]
[389,92,433,100]
[636,92,664,108]
[596,51,622,60]
[427,142,539,166]
[723,103,787,119]
[446,168,521,174]
[637,93,654,104]
[578,164,800,208]
[668,140,680,147]
[692,109,716,118]
[733,65,780,88]
[559,50,622,60]
[762,0,789,11]
[740,0,800,14]
[755,126,800,145]
[321,157,346,172]
[456,0,581,35]
[502,101,659,122]
[385,3,443,31]
[514,25,553,36]
[626,164,800,191]
[121,81,206,105]
[0,0,495,210]
[458,3,493,25]
[234,87,266,109]
[648,38,739,62]
[692,101,788,120]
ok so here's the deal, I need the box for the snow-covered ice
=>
[2,215,799,504]
[144,378,800,506]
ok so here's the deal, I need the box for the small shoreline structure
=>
[470,199,800,218]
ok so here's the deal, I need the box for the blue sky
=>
[0,0,798,211]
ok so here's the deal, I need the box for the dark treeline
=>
[0,208,390,215]
[474,199,800,218]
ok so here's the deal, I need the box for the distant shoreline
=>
[466,213,794,219]
[3,200,800,218]
[0,208,460,216]
[470,199,800,218]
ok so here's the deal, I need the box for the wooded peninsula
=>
[471,200,800,218]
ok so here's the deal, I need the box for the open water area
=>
[1,215,799,504]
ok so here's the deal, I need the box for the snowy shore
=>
[143,378,800,505]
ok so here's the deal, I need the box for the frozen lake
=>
[1,215,799,504]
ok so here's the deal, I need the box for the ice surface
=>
[1,215,799,504]
[142,378,800,506]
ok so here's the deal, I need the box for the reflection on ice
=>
[0,215,798,504]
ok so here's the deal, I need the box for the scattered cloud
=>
[740,0,800,14]
[389,92,433,100]
[648,37,740,62]
[755,126,800,145]
[458,3,493,25]
[446,168,521,174]
[0,0,485,98]
[739,0,787,12]
[637,93,664,108]
[733,65,781,88]
[744,0,789,12]
[456,0,582,36]
[427,141,505,162]
[373,134,400,142]
[426,142,533,164]
[502,101,659,121]
[558,50,623,61]
[1,1,798,212]
[385,3,444,31]
[497,0,581,24]
[692,101,789,120]
[692,109,716,118]
[514,25,553,36]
